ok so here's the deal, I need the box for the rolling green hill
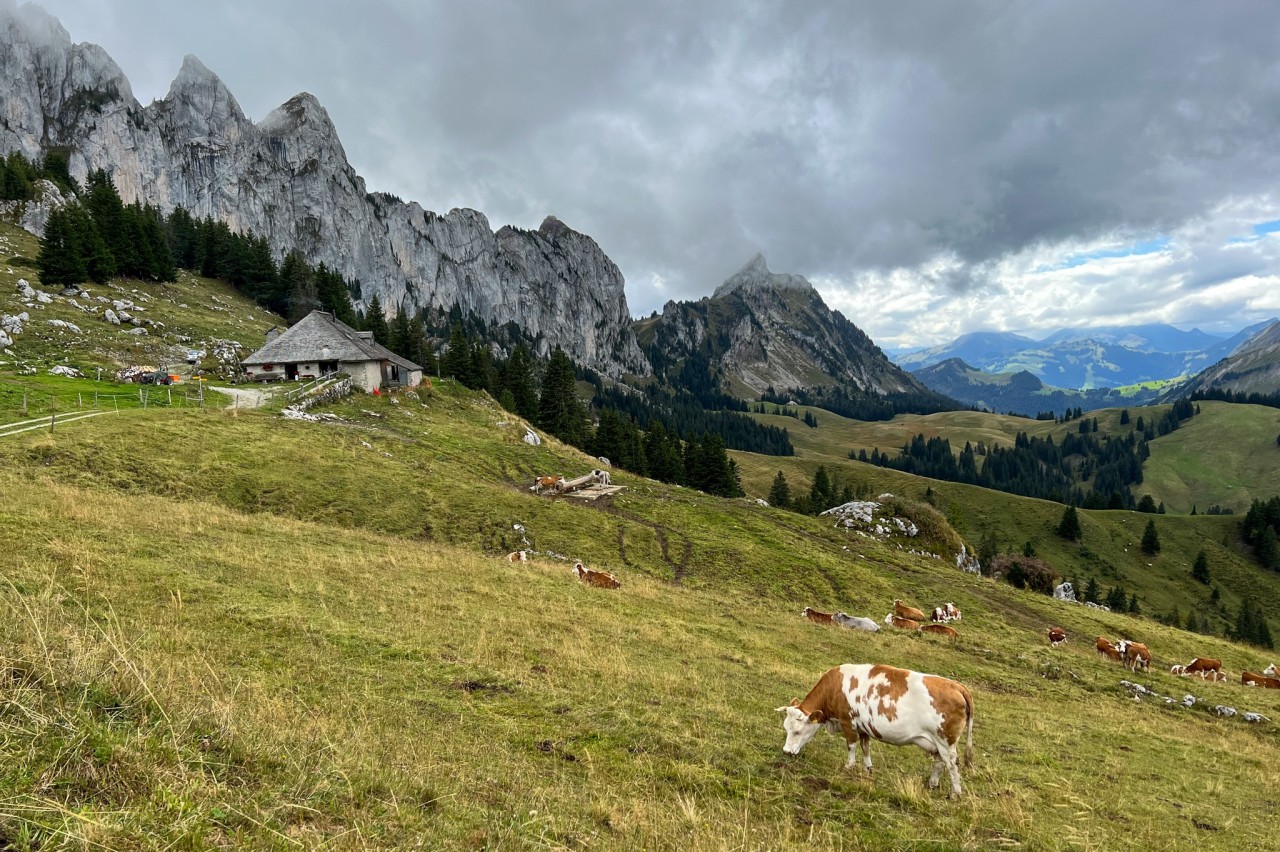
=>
[2,381,1279,848]
[1135,400,1280,513]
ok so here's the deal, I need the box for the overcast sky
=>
[28,0,1280,349]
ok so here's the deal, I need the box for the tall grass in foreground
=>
[2,470,1279,849]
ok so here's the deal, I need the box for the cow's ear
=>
[774,706,791,713]
[808,710,826,723]
[789,698,801,707]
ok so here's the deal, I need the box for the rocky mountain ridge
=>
[637,254,937,401]
[0,4,648,378]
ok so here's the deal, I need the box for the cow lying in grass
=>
[893,599,927,621]
[802,607,835,625]
[777,664,975,798]
[504,550,529,563]
[834,612,880,632]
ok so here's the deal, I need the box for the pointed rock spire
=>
[713,253,813,298]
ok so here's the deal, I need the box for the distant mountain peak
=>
[712,253,813,299]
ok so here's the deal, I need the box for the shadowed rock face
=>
[0,5,648,378]
[648,254,930,397]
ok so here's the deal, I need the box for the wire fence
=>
[0,385,214,428]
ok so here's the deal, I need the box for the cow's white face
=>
[776,705,822,755]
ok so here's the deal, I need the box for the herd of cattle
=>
[781,595,1278,798]
[802,599,962,640]
[1047,628,1280,688]
[502,546,1276,799]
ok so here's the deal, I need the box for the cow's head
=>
[776,699,825,755]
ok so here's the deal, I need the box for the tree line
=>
[855,400,1197,508]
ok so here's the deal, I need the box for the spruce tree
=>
[1191,551,1211,584]
[538,347,586,445]
[1128,593,1140,614]
[1140,519,1161,555]
[501,343,538,420]
[365,294,391,347]
[1057,505,1081,541]
[1083,576,1100,604]
[809,465,833,512]
[768,471,791,509]
[442,322,472,383]
[1258,526,1279,570]
[37,205,89,287]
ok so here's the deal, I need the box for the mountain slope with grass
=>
[2,380,1279,849]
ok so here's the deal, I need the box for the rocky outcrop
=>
[0,5,648,377]
[641,254,931,397]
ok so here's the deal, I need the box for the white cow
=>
[833,612,881,632]
[776,663,975,798]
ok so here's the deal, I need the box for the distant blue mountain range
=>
[895,320,1277,390]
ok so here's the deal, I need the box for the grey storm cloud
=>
[31,0,1280,332]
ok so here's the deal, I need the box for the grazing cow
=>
[572,562,620,589]
[504,550,529,563]
[884,614,921,630]
[1048,627,1067,648]
[1096,637,1123,662]
[802,607,835,625]
[1116,640,1151,673]
[1264,663,1277,677]
[591,468,612,486]
[930,602,961,623]
[1177,658,1222,679]
[920,624,959,640]
[893,600,927,622]
[532,475,564,493]
[1212,671,1229,683]
[834,612,881,632]
[776,663,975,798]
[1241,671,1280,689]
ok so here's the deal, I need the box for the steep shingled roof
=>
[241,310,422,372]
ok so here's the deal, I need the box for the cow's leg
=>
[857,733,873,773]
[943,744,963,798]
[926,752,944,790]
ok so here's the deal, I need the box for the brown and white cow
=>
[894,600,927,622]
[504,550,529,563]
[532,475,564,493]
[931,603,962,623]
[1264,663,1278,677]
[776,664,975,798]
[572,562,620,589]
[920,623,959,640]
[1173,658,1222,679]
[1048,627,1067,648]
[884,613,922,630]
[1242,670,1280,689]
[1116,640,1151,673]
[1096,637,1123,662]
[802,607,835,625]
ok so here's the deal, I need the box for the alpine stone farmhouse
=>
[240,310,423,392]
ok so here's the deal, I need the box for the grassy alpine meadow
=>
[1134,400,1280,514]
[2,382,1280,848]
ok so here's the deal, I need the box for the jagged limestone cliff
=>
[0,4,648,377]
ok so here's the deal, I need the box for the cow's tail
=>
[962,686,975,769]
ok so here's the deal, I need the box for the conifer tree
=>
[644,421,683,484]
[1057,505,1081,541]
[37,205,89,287]
[809,465,834,512]
[501,343,538,420]
[1191,551,1211,584]
[1140,519,1161,555]
[1258,526,1279,570]
[538,347,586,445]
[390,303,412,358]
[1084,576,1100,604]
[768,471,791,509]
[442,322,472,383]
[365,294,391,346]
